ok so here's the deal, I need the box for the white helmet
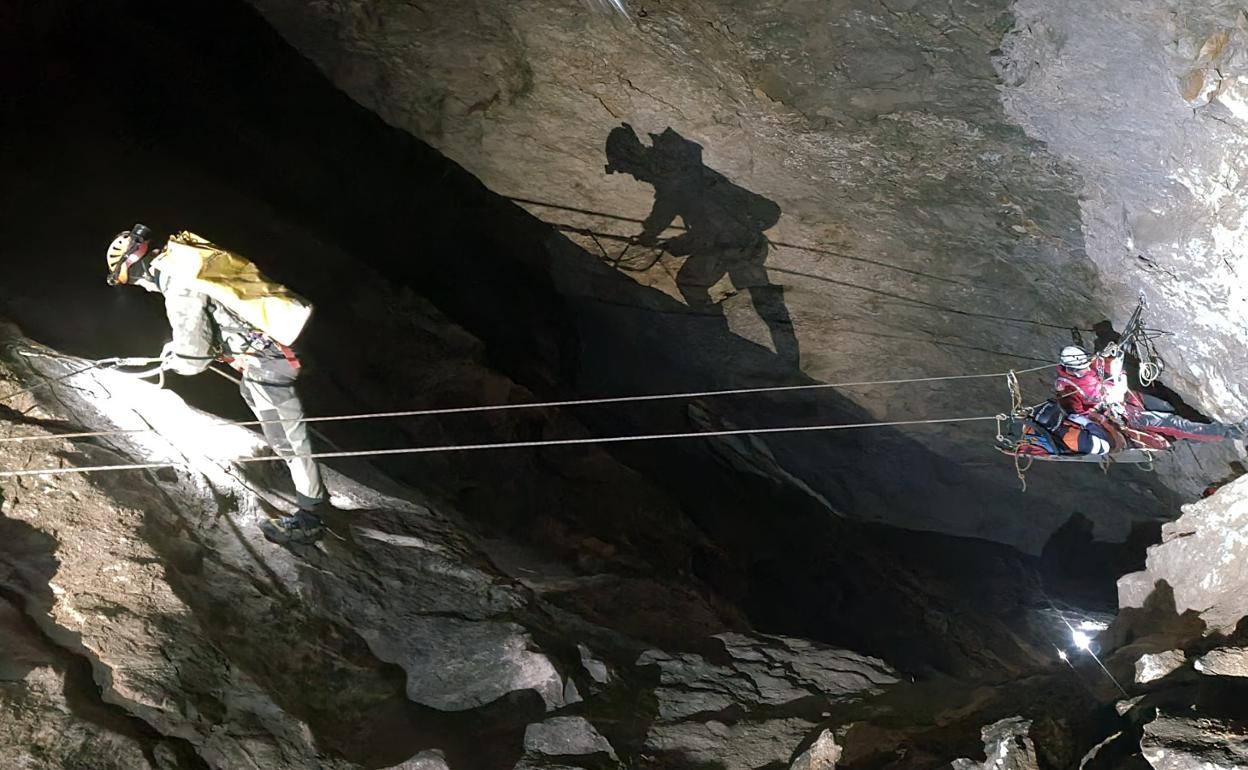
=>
[1060,345,1092,370]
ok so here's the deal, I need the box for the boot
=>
[259,510,325,545]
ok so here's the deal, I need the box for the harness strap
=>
[276,342,301,371]
[216,340,299,373]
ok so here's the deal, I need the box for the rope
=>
[1138,360,1162,387]
[0,414,999,479]
[0,360,113,404]
[1006,369,1025,416]
[1013,445,1032,492]
[0,363,1056,445]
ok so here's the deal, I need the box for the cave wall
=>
[998,0,1248,418]
[2,1,1248,767]
[244,0,1248,548]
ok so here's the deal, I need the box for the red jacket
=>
[1054,355,1143,415]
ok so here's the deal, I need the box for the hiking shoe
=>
[259,511,325,545]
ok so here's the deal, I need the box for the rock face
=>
[637,633,896,768]
[790,730,843,770]
[518,717,620,769]
[950,717,1041,770]
[5,0,1248,768]
[997,0,1248,420]
[1142,714,1248,770]
[1195,648,1248,679]
[1106,476,1248,770]
[1136,650,1187,684]
[0,330,896,768]
[244,0,1236,551]
[0,596,162,770]
[1119,474,1248,635]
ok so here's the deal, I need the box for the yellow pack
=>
[155,232,312,346]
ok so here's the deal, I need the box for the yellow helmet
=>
[106,223,153,285]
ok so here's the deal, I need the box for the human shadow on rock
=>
[604,123,799,364]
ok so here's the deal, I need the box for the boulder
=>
[1136,650,1187,684]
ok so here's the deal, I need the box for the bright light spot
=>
[1077,619,1109,632]
[1057,649,1069,662]
[581,0,629,16]
[1072,630,1092,651]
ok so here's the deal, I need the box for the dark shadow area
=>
[514,195,1012,290]
[556,223,1056,363]
[603,123,798,362]
[1039,513,1161,611]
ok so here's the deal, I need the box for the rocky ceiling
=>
[2,0,1248,768]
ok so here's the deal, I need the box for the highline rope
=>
[0,362,1056,445]
[0,414,1001,478]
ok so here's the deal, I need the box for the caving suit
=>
[1054,357,1240,443]
[153,260,326,509]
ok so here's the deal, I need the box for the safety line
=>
[0,415,998,478]
[0,363,1055,445]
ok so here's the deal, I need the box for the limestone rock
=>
[385,751,451,770]
[638,633,896,767]
[577,643,612,686]
[639,632,897,722]
[0,598,159,770]
[1136,650,1187,684]
[646,718,826,770]
[1119,476,1248,635]
[519,713,616,763]
[1141,713,1248,770]
[791,729,842,770]
[997,0,1248,425]
[950,717,1040,770]
[1194,647,1248,678]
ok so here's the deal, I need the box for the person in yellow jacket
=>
[106,224,326,545]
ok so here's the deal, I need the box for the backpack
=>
[1026,400,1115,455]
[1029,399,1067,434]
[155,232,312,346]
